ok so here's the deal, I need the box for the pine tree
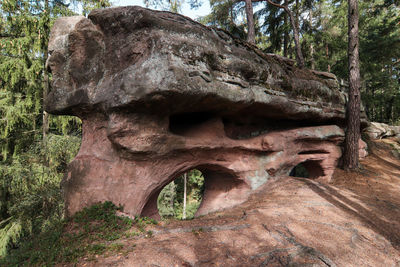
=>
[245,0,256,43]
[265,0,305,67]
[343,0,361,170]
[0,0,111,256]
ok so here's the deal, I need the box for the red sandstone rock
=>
[46,6,367,218]
[359,139,368,159]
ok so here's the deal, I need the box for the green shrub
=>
[0,134,80,257]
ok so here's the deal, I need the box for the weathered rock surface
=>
[364,122,400,140]
[45,6,367,217]
[75,140,400,266]
[364,122,400,159]
[359,139,368,159]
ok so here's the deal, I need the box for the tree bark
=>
[287,7,304,68]
[343,0,361,170]
[266,0,305,68]
[283,0,289,57]
[43,73,49,139]
[326,43,330,72]
[309,9,315,70]
[182,173,187,219]
[42,0,50,140]
[283,12,289,57]
[245,0,255,44]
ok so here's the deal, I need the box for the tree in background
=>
[0,0,111,256]
[144,0,202,13]
[360,0,400,123]
[265,0,305,67]
[157,181,177,218]
[0,0,399,258]
[245,0,256,43]
[158,169,205,220]
[343,0,361,169]
[205,0,308,67]
[201,0,250,41]
[206,0,399,124]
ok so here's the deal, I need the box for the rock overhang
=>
[45,6,367,126]
[46,6,368,218]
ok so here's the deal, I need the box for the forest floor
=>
[63,139,400,267]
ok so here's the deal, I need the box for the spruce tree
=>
[0,0,111,256]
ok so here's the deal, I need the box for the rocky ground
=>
[72,139,400,267]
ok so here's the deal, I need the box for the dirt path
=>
[78,140,400,266]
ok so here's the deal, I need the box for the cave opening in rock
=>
[169,112,214,136]
[141,165,248,220]
[157,169,205,220]
[289,160,324,178]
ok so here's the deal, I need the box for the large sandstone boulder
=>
[364,122,400,140]
[45,6,368,218]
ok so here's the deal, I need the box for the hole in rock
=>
[222,117,306,140]
[157,169,205,220]
[289,160,324,179]
[169,112,214,136]
[141,165,248,220]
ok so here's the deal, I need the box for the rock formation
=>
[45,6,368,218]
[364,122,400,159]
[364,122,400,140]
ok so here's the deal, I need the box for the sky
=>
[111,0,211,20]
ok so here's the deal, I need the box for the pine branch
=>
[266,0,286,9]
[0,33,26,38]
[0,53,41,60]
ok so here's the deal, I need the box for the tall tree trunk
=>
[287,9,304,68]
[386,96,394,123]
[288,39,293,59]
[245,0,255,44]
[43,71,49,140]
[170,181,175,216]
[380,89,384,122]
[326,43,330,72]
[295,0,300,30]
[309,9,315,70]
[182,173,187,219]
[267,0,305,68]
[230,6,234,24]
[42,0,50,140]
[343,0,361,170]
[283,0,289,57]
[371,87,376,120]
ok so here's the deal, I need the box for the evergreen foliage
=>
[0,0,399,260]
[144,0,203,13]
[0,134,81,257]
[205,0,400,123]
[0,0,110,258]
[158,169,205,220]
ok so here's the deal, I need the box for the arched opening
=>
[289,160,324,179]
[157,169,205,220]
[141,165,249,220]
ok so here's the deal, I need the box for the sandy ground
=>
[76,140,400,267]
